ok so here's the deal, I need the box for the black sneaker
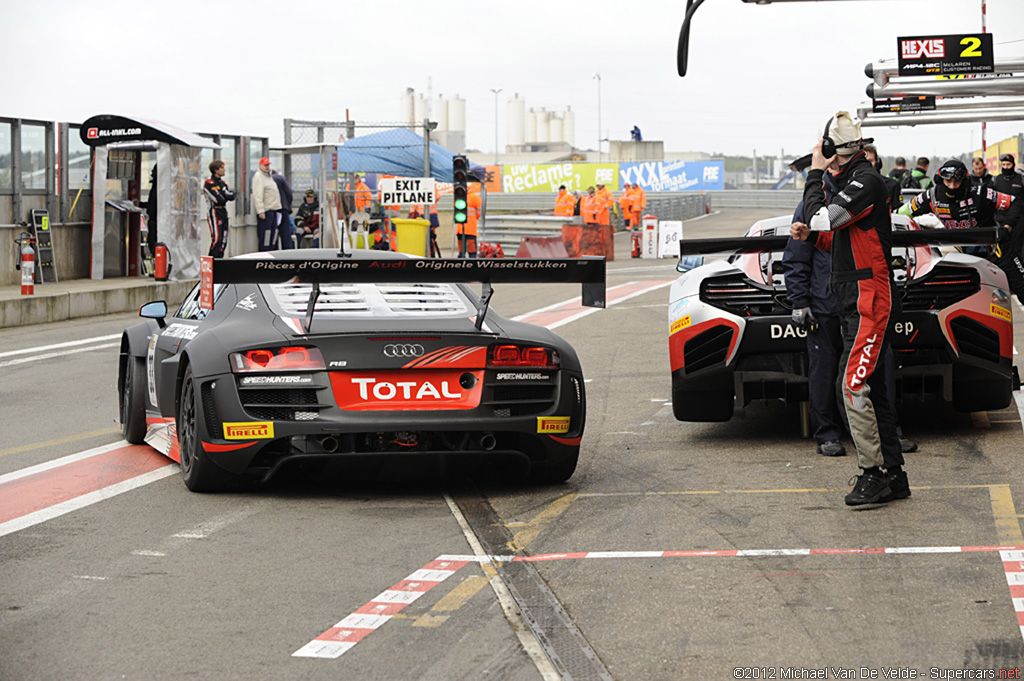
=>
[899,437,918,453]
[879,469,911,502]
[816,440,846,457]
[844,472,892,506]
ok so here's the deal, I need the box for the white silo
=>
[562,106,576,147]
[414,95,427,124]
[507,94,525,147]
[400,88,415,125]
[433,95,448,131]
[549,115,564,145]
[536,108,550,143]
[526,108,537,143]
[448,95,466,133]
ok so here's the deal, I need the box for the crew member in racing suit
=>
[203,160,235,258]
[898,159,1023,305]
[791,111,906,506]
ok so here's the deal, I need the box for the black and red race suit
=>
[803,153,902,472]
[204,174,235,258]
[901,183,1024,303]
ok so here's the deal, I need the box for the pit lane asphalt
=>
[2,208,1024,680]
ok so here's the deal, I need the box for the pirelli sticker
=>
[991,304,1011,322]
[669,315,692,336]
[537,416,570,434]
[223,421,275,440]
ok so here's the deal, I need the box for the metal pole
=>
[981,0,988,156]
[490,88,502,165]
[423,118,431,178]
[594,73,602,161]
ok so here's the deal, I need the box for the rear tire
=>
[120,355,147,444]
[672,388,734,422]
[533,448,579,485]
[178,366,233,493]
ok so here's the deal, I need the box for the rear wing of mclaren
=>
[202,256,606,331]
[677,227,998,262]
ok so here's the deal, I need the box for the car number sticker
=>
[223,422,275,439]
[163,323,199,340]
[670,315,692,335]
[146,334,158,408]
[991,304,1011,322]
[537,417,570,434]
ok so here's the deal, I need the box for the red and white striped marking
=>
[0,442,176,538]
[1001,549,1024,638]
[292,558,469,659]
[293,544,1024,660]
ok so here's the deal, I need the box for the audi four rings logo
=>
[383,343,424,358]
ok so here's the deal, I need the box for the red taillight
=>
[488,345,559,368]
[230,346,326,372]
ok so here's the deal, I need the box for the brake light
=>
[488,345,559,368]
[230,346,326,372]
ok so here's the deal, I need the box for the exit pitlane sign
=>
[379,178,435,206]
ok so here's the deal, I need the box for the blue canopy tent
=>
[335,127,486,182]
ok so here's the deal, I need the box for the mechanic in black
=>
[898,159,1024,303]
[971,157,993,191]
[865,144,903,212]
[783,171,846,458]
[993,154,1024,229]
[203,160,236,258]
[790,111,906,506]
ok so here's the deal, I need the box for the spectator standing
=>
[145,164,158,257]
[203,160,236,258]
[272,169,294,249]
[887,157,910,185]
[294,189,320,248]
[252,157,283,251]
[619,184,635,229]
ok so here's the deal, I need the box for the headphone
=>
[821,116,837,160]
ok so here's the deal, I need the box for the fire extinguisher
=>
[15,231,36,295]
[154,242,171,281]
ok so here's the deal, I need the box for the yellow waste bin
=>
[391,218,430,256]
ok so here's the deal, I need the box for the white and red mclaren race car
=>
[669,214,1016,421]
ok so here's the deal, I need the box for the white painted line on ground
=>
[0,342,119,368]
[0,465,177,539]
[0,334,120,359]
[0,441,130,485]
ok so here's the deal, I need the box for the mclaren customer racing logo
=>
[383,344,424,358]
[537,417,570,434]
[223,422,275,440]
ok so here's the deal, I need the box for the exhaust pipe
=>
[318,436,339,453]
[479,433,497,451]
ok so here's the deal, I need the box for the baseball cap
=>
[305,189,316,197]
[259,157,270,165]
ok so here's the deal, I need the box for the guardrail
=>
[481,215,582,253]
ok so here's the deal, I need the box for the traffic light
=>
[452,155,469,226]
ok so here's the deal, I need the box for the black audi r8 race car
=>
[117,250,604,491]
[669,214,1016,422]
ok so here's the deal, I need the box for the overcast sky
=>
[5,0,1023,161]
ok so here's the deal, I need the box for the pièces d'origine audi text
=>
[117,250,605,492]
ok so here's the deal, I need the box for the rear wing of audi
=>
[202,256,606,331]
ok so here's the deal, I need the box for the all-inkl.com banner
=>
[620,161,725,192]
[502,163,620,193]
